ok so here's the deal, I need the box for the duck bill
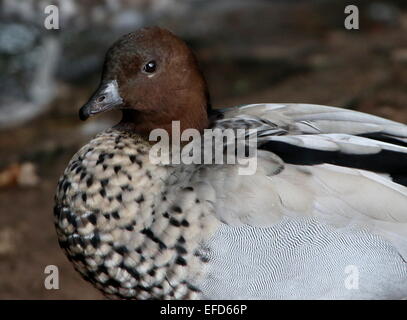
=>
[79,80,124,120]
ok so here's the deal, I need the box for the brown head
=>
[79,27,211,137]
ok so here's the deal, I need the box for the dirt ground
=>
[1,25,407,299]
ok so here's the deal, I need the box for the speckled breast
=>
[54,129,217,299]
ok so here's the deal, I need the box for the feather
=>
[205,103,407,260]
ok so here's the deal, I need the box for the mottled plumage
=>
[55,129,218,299]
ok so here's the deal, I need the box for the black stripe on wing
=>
[259,140,407,187]
[358,133,407,148]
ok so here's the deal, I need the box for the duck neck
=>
[116,86,212,139]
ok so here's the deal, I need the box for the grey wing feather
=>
[205,103,407,260]
[221,103,407,144]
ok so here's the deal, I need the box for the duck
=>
[54,26,407,300]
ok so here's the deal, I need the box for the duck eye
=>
[143,61,156,73]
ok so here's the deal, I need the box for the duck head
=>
[79,27,211,136]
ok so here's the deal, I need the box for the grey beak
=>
[79,80,124,120]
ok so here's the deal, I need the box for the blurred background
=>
[0,0,407,299]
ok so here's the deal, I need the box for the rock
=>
[0,0,145,129]
[367,2,400,25]
[0,22,60,129]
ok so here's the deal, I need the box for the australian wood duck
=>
[54,27,407,299]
